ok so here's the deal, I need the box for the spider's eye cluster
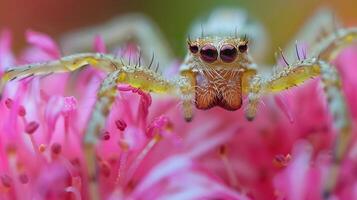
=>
[200,44,218,63]
[189,44,199,54]
[189,42,248,63]
[238,43,248,53]
[220,44,238,63]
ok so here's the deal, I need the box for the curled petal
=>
[26,29,61,58]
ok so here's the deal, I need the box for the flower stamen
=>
[124,134,161,187]
[51,143,62,157]
[273,154,291,168]
[219,145,239,189]
[115,120,127,131]
[0,174,12,188]
[18,173,29,184]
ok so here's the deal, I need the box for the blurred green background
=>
[0,0,356,58]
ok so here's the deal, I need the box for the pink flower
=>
[0,29,356,200]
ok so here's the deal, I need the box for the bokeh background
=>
[0,0,356,58]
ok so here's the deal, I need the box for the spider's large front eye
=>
[200,44,218,63]
[220,44,238,63]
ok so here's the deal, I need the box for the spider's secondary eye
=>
[238,43,248,53]
[220,44,238,63]
[189,44,199,54]
[200,44,218,63]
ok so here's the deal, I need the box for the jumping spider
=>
[1,8,356,197]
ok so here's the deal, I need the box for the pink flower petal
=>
[274,94,295,123]
[25,29,61,58]
[0,29,15,71]
[132,156,193,197]
[93,35,107,53]
[62,96,77,117]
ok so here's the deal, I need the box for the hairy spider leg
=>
[180,70,198,121]
[246,27,357,199]
[85,66,192,145]
[1,53,194,200]
[283,8,341,61]
[0,53,118,100]
[2,53,119,82]
[84,66,192,200]
[246,27,356,120]
[2,52,194,147]
[60,14,173,68]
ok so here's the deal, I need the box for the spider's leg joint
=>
[245,75,263,121]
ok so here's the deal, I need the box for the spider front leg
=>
[85,66,194,145]
[283,8,340,61]
[60,14,173,68]
[246,27,357,120]
[83,65,194,198]
[2,53,119,82]
[247,59,351,198]
[246,27,356,198]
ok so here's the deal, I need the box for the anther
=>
[101,131,111,140]
[219,145,227,155]
[273,154,291,168]
[25,121,39,135]
[4,98,13,109]
[99,162,111,177]
[38,144,46,153]
[70,158,81,167]
[51,143,62,155]
[18,105,26,116]
[1,174,12,188]
[115,120,127,131]
[19,173,29,184]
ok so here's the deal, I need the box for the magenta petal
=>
[0,29,15,71]
[62,96,77,116]
[26,29,61,58]
[132,156,193,197]
[274,141,314,200]
[274,94,295,123]
[93,35,107,53]
[146,115,169,137]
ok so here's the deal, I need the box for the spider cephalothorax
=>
[185,36,252,111]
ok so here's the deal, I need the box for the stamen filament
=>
[219,145,238,188]
[124,135,161,187]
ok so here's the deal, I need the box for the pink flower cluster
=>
[0,29,357,200]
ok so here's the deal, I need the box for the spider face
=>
[187,37,249,66]
[185,37,251,111]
